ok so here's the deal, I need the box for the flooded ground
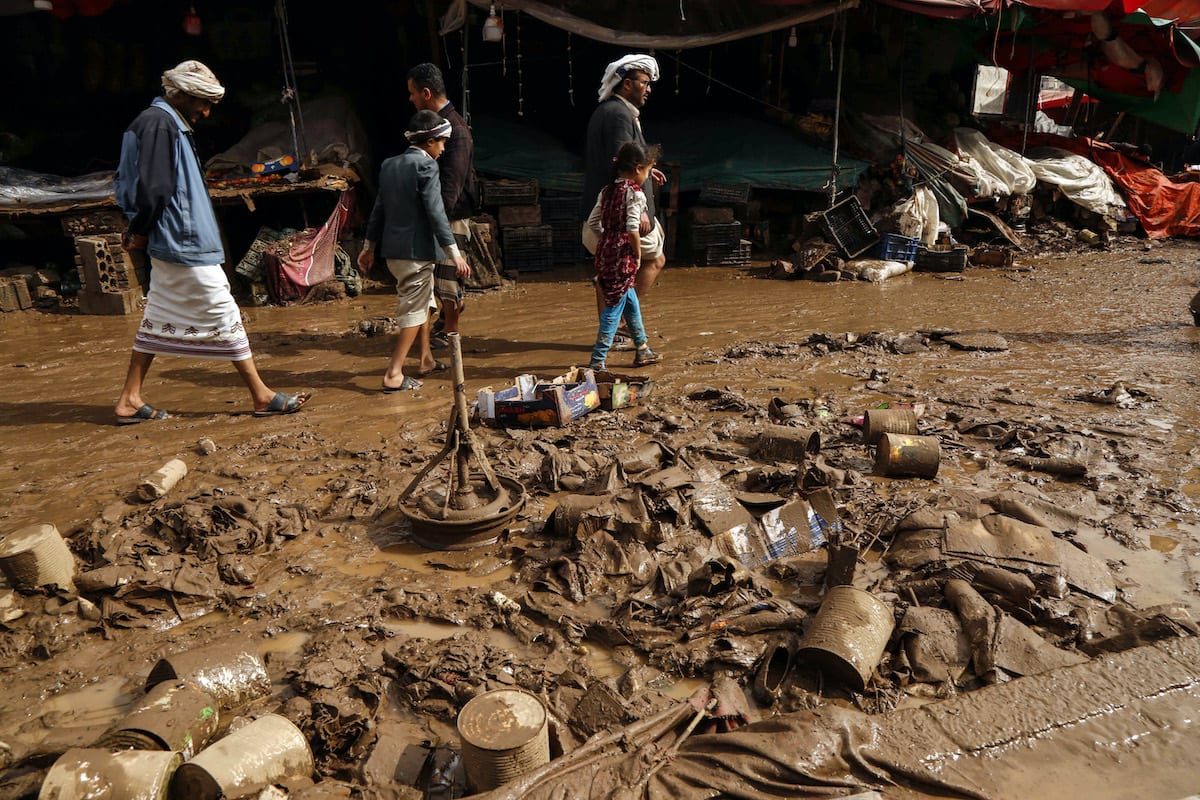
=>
[2,236,1200,798]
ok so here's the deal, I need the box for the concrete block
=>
[75,234,140,295]
[0,280,19,312]
[78,288,140,316]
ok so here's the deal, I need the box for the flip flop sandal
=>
[116,404,169,425]
[382,376,422,394]
[416,360,448,378]
[253,391,311,417]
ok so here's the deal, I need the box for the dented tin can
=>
[95,680,219,761]
[145,638,270,714]
[862,408,919,446]
[39,748,180,800]
[873,433,940,478]
[457,689,550,792]
[796,586,895,692]
[170,713,314,800]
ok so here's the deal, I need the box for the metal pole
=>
[829,13,847,208]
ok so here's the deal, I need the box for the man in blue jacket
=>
[113,60,310,423]
[357,110,470,393]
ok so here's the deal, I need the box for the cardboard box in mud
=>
[593,370,654,410]
[483,368,600,427]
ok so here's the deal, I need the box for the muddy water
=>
[3,239,1200,795]
[6,245,1198,602]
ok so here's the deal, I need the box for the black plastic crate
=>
[505,249,555,272]
[915,245,968,272]
[482,178,540,207]
[818,196,879,259]
[698,181,751,206]
[690,221,743,248]
[702,239,751,266]
[552,241,589,265]
[541,195,582,223]
[502,224,553,249]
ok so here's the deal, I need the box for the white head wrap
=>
[162,60,225,102]
[597,54,660,103]
[405,118,453,144]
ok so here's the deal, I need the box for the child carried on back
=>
[586,141,662,371]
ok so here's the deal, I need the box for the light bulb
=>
[482,3,504,43]
[183,5,202,36]
[788,26,798,48]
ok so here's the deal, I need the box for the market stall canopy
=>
[439,0,858,49]
[988,10,1200,132]
[869,0,1200,20]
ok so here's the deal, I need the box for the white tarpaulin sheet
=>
[1025,148,1129,218]
[954,128,1037,198]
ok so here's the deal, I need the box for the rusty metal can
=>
[95,680,219,761]
[796,586,895,692]
[457,689,550,792]
[873,433,940,478]
[862,408,919,445]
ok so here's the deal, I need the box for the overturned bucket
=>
[95,680,220,761]
[796,586,895,692]
[0,522,76,593]
[862,408,919,446]
[39,748,180,800]
[146,638,270,713]
[457,688,550,792]
[873,433,940,478]
[170,713,314,800]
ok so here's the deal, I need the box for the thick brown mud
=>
[2,236,1200,799]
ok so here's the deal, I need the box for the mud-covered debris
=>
[941,332,1009,351]
[569,681,629,738]
[1074,380,1156,408]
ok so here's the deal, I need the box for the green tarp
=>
[472,114,868,195]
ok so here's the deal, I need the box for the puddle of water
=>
[259,630,313,659]
[1150,534,1180,553]
[40,675,136,730]
[384,618,522,653]
[355,543,516,589]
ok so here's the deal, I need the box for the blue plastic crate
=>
[874,233,919,262]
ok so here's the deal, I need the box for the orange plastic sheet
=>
[992,131,1200,239]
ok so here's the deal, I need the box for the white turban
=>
[405,118,453,144]
[597,54,660,103]
[162,60,225,102]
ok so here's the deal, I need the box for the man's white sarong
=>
[133,258,252,361]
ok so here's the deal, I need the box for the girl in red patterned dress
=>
[586,141,662,371]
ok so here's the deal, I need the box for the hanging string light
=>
[461,27,471,124]
[516,10,524,117]
[501,4,508,77]
[567,31,575,106]
[675,49,681,95]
